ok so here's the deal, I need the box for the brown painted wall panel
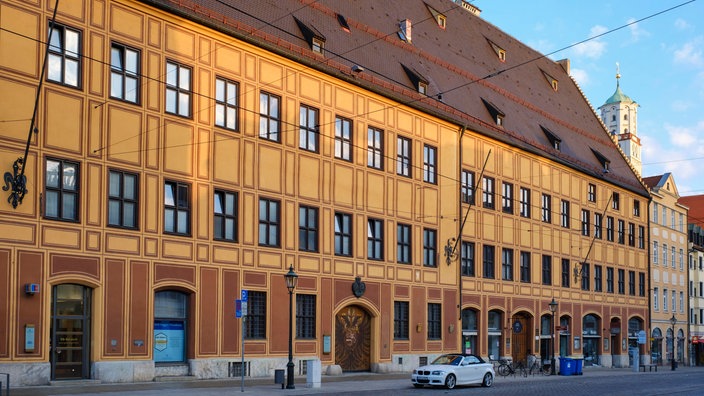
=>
[269,274,288,354]
[50,254,99,279]
[221,270,239,354]
[129,261,149,356]
[198,267,218,355]
[0,249,10,357]
[104,259,125,356]
[411,286,426,351]
[154,263,195,285]
[443,288,458,351]
[380,282,391,360]
[320,277,332,362]
[243,270,266,287]
[16,251,43,358]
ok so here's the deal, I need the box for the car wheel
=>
[413,384,424,388]
[482,372,493,387]
[445,374,456,389]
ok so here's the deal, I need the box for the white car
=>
[411,353,495,389]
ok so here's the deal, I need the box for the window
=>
[502,248,513,281]
[628,271,636,296]
[606,267,614,293]
[394,301,409,340]
[606,216,614,242]
[594,213,603,239]
[654,287,659,310]
[617,220,625,244]
[154,291,187,362]
[653,203,659,224]
[639,272,646,297]
[423,229,437,267]
[483,245,495,279]
[663,288,668,311]
[638,226,645,249]
[594,265,603,292]
[423,145,437,184]
[542,255,552,285]
[671,211,676,230]
[367,218,384,260]
[482,177,495,209]
[680,291,684,313]
[672,246,676,269]
[633,200,641,217]
[397,137,411,177]
[560,200,570,228]
[562,259,570,288]
[334,212,352,256]
[259,92,281,141]
[628,223,635,246]
[581,210,590,237]
[397,224,411,264]
[367,127,383,169]
[519,187,530,218]
[541,194,551,223]
[461,241,475,277]
[680,249,684,270]
[296,294,316,339]
[335,116,352,161]
[110,43,139,103]
[215,77,238,130]
[462,170,475,205]
[299,105,319,151]
[581,263,590,291]
[214,189,237,241]
[588,183,596,202]
[663,244,668,267]
[502,182,513,213]
[165,61,191,117]
[258,198,280,247]
[45,159,79,221]
[47,23,81,87]
[108,169,138,228]
[653,241,659,264]
[520,251,531,283]
[672,290,676,314]
[617,269,625,294]
[299,206,318,252]
[164,181,190,235]
[245,291,266,339]
[427,303,442,340]
[612,193,620,210]
[662,207,667,226]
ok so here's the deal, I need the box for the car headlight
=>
[431,370,444,376]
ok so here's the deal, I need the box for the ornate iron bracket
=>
[444,237,458,265]
[3,157,28,209]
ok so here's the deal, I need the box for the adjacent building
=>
[0,0,650,385]
[679,194,704,366]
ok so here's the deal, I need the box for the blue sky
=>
[477,0,704,196]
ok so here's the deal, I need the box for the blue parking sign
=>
[241,289,248,302]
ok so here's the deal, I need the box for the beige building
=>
[643,174,689,366]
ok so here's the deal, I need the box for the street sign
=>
[235,299,242,318]
[637,330,646,344]
[241,289,248,302]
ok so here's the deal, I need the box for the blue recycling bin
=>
[574,358,583,375]
[559,357,575,375]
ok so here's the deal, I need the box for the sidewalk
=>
[8,365,693,396]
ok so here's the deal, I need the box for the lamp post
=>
[548,298,558,375]
[284,265,298,389]
[670,314,677,371]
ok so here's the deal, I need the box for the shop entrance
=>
[50,284,91,380]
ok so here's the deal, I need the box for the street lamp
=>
[284,265,299,389]
[548,298,558,375]
[670,314,677,371]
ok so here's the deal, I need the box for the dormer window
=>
[294,17,326,55]
[481,98,505,127]
[541,69,558,91]
[401,63,429,95]
[591,148,611,173]
[425,3,447,29]
[336,13,351,33]
[540,125,562,151]
[486,38,506,62]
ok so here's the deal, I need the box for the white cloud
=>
[673,38,704,68]
[626,18,650,42]
[671,100,693,112]
[570,68,590,87]
[674,18,692,31]
[665,123,698,147]
[572,25,608,59]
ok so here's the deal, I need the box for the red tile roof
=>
[679,195,704,227]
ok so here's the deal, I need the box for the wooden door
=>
[335,306,370,372]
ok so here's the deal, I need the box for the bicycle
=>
[497,359,527,377]
[527,356,551,376]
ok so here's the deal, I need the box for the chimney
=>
[557,58,571,74]
[400,19,412,43]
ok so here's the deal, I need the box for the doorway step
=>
[49,379,101,386]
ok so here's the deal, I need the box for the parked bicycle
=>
[497,359,527,377]
[527,355,551,376]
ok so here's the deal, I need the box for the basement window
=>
[481,98,505,126]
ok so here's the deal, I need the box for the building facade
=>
[680,195,704,366]
[1,0,650,386]
[643,174,689,366]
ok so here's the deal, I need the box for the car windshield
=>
[432,354,463,366]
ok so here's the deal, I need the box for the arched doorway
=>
[628,317,644,367]
[335,305,371,372]
[583,314,601,366]
[677,329,685,365]
[50,284,92,380]
[651,328,663,365]
[154,290,188,363]
[510,311,532,363]
[559,315,571,358]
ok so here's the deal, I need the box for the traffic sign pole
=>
[240,290,247,392]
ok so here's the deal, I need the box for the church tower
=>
[598,64,642,175]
